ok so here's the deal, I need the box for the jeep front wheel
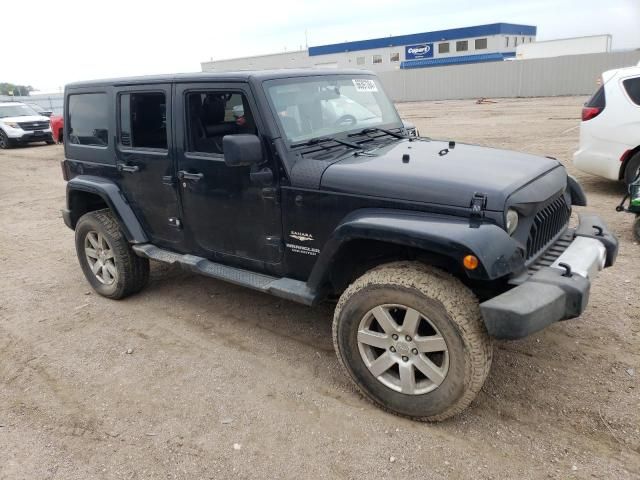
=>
[332,262,492,421]
[75,209,149,299]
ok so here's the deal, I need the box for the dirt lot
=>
[1,96,639,479]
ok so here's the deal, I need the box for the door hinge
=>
[168,217,182,229]
[470,193,487,228]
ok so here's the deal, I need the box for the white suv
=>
[573,65,640,185]
[0,102,54,149]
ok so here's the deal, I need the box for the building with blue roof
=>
[202,23,537,72]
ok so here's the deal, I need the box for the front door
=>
[174,83,282,268]
[115,84,183,247]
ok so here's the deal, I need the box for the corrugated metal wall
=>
[378,50,640,101]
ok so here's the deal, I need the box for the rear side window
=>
[119,92,167,149]
[586,85,606,109]
[68,93,108,146]
[623,77,640,106]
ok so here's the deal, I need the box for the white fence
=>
[378,50,640,102]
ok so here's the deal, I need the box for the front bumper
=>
[480,212,618,339]
[13,130,53,143]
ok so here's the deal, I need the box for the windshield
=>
[0,104,40,118]
[265,76,401,143]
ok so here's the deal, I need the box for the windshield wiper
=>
[348,127,407,140]
[291,136,363,150]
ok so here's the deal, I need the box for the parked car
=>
[50,113,64,143]
[573,65,640,185]
[60,70,617,421]
[0,102,55,148]
[26,103,53,117]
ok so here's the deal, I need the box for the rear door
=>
[114,84,183,247]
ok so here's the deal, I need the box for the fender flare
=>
[567,175,587,207]
[306,208,523,290]
[65,175,148,243]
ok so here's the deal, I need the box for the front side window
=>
[390,52,400,62]
[475,38,487,50]
[623,77,640,106]
[372,55,383,64]
[438,42,450,54]
[456,40,468,52]
[185,91,256,154]
[68,93,108,146]
[266,75,401,143]
[119,92,167,149]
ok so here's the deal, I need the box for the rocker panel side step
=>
[132,244,317,306]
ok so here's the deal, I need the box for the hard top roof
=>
[65,69,374,89]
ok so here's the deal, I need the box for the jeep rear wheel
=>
[75,209,149,299]
[332,262,492,421]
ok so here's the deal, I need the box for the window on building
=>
[623,77,640,106]
[456,40,468,52]
[119,92,167,149]
[438,42,450,54]
[372,55,383,64]
[390,52,400,62]
[521,37,525,44]
[185,91,256,155]
[475,38,488,50]
[514,37,519,47]
[356,56,365,65]
[505,37,510,48]
[67,93,108,146]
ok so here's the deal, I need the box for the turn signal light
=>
[463,255,479,270]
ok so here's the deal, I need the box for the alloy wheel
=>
[357,304,449,395]
[84,231,118,285]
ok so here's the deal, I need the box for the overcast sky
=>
[4,0,640,92]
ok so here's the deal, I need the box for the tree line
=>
[0,83,34,96]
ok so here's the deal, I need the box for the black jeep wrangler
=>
[61,70,618,421]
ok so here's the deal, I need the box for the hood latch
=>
[470,193,488,228]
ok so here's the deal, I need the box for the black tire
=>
[0,130,13,149]
[75,209,149,299]
[634,216,640,243]
[623,152,640,186]
[46,136,55,145]
[333,261,492,421]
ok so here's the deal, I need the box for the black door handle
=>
[118,164,139,173]
[178,171,204,181]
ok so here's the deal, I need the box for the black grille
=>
[526,195,571,260]
[18,121,50,131]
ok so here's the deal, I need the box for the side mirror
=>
[223,134,263,167]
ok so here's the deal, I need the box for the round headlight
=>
[506,209,519,235]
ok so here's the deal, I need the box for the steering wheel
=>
[334,114,357,128]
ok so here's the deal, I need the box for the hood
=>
[0,114,50,123]
[320,139,563,211]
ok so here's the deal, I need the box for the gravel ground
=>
[0,96,638,479]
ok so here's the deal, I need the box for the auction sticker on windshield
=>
[352,79,378,93]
